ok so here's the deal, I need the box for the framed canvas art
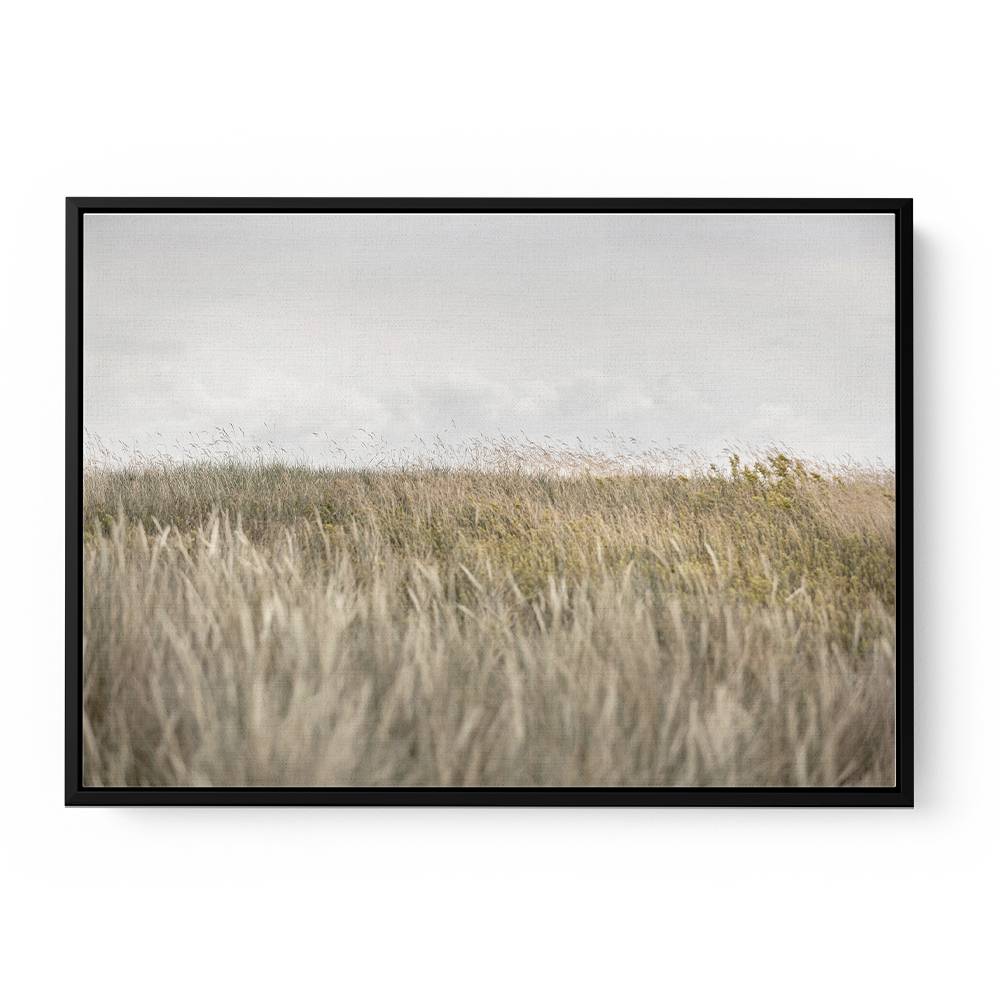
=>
[66,198,912,805]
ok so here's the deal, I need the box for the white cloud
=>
[84,212,896,466]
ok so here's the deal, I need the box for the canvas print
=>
[80,209,898,789]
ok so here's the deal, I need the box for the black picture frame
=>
[66,197,913,806]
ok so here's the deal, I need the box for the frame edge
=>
[65,197,914,807]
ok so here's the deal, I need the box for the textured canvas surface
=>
[81,210,897,789]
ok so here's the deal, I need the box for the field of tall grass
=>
[82,446,896,787]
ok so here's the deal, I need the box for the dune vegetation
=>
[82,446,896,787]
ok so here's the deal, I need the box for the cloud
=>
[84,212,896,465]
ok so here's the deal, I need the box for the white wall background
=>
[1,2,996,997]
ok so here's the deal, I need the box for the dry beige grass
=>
[82,450,895,787]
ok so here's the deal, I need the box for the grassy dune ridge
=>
[82,452,896,787]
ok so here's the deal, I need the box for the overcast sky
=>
[83,212,895,467]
